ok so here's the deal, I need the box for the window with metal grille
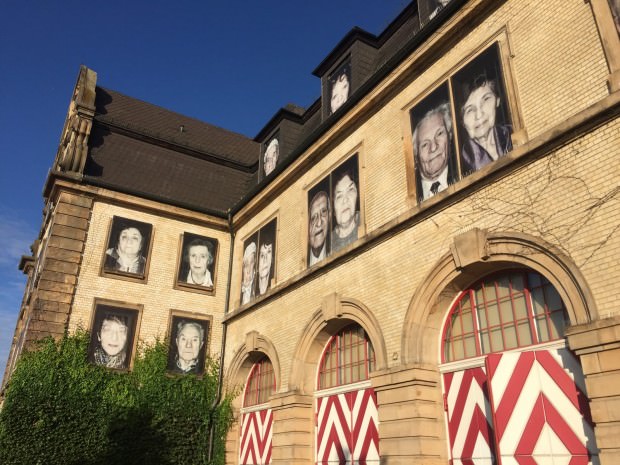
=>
[243,357,275,407]
[318,325,375,390]
[443,270,569,362]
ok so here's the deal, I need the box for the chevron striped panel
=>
[239,408,273,465]
[443,367,496,465]
[316,388,380,465]
[487,348,598,465]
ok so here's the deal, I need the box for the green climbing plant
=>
[0,330,234,465]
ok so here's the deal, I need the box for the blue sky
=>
[0,1,409,377]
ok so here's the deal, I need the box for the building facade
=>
[4,0,620,464]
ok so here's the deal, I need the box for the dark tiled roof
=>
[82,87,259,216]
[94,87,259,166]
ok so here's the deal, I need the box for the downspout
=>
[208,209,235,462]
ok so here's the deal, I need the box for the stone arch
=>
[289,292,388,395]
[401,229,598,366]
[226,330,281,409]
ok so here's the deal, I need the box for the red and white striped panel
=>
[239,408,273,465]
[487,348,598,465]
[443,367,495,465]
[316,388,380,465]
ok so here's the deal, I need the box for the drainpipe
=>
[207,209,235,462]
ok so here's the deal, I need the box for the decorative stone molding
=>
[566,315,620,465]
[225,330,281,400]
[450,227,489,270]
[370,363,445,464]
[289,293,387,395]
[55,66,97,175]
[402,231,598,365]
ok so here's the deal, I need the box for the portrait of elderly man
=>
[331,158,360,252]
[168,318,207,375]
[240,240,257,305]
[263,138,279,177]
[412,101,457,201]
[103,217,152,276]
[307,188,330,266]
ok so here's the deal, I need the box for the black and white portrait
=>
[239,218,278,305]
[167,315,209,375]
[328,60,352,115]
[88,304,139,370]
[410,83,458,201]
[240,232,258,305]
[330,155,360,253]
[176,233,218,291]
[420,0,453,24]
[262,136,280,177]
[451,43,513,177]
[307,178,331,266]
[256,219,276,297]
[102,216,153,278]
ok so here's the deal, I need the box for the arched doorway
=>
[239,356,276,465]
[440,269,598,465]
[315,324,380,465]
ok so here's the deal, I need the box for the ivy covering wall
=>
[0,331,235,465]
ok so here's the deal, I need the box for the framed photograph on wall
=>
[175,233,218,294]
[101,216,153,280]
[261,134,280,178]
[88,301,140,371]
[328,59,352,115]
[451,42,513,177]
[239,217,278,305]
[166,311,211,376]
[306,153,360,265]
[307,177,331,266]
[409,83,458,202]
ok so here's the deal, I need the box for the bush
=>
[0,331,234,465]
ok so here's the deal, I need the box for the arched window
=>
[443,270,569,362]
[318,324,375,390]
[243,357,275,407]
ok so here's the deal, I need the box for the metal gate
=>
[316,387,380,465]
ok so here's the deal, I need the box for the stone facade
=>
[4,0,620,463]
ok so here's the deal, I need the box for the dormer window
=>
[262,134,280,177]
[328,59,352,115]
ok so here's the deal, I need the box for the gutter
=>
[207,210,235,461]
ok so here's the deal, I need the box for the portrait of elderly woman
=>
[167,316,209,375]
[331,155,360,253]
[240,234,258,305]
[88,305,138,370]
[263,137,280,177]
[102,216,152,277]
[410,84,458,201]
[307,179,331,266]
[177,233,218,291]
[256,219,277,297]
[328,61,351,115]
[452,43,513,176]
